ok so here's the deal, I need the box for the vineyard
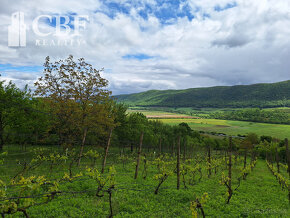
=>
[1,135,290,217]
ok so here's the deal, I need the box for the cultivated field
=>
[159,118,290,139]
[129,108,290,139]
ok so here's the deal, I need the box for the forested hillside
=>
[116,81,290,108]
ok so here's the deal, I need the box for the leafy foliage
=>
[116,80,290,108]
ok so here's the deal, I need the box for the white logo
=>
[8,12,26,47]
[8,12,89,47]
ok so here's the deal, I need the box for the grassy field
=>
[127,108,290,139]
[129,106,290,118]
[127,108,188,116]
[158,118,290,139]
[1,145,289,217]
[127,107,223,117]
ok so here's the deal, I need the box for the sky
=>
[0,0,290,95]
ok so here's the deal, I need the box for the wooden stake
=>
[177,135,181,190]
[285,138,290,177]
[77,127,88,166]
[227,137,233,204]
[134,132,144,179]
[159,137,162,155]
[275,147,280,174]
[102,127,113,174]
[208,145,211,177]
[183,137,186,162]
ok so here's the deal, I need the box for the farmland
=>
[127,107,290,139]
[158,118,290,139]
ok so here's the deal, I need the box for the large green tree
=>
[0,78,32,150]
[34,55,115,158]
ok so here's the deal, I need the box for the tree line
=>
[211,108,290,124]
[1,56,289,165]
[0,56,208,154]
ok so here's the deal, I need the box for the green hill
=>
[115,80,290,108]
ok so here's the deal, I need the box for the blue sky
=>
[0,64,42,72]
[0,0,290,95]
[98,0,195,23]
[122,53,156,60]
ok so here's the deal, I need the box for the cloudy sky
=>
[0,0,290,95]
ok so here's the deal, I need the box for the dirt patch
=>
[215,125,231,128]
[147,115,200,119]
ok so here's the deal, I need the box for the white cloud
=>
[0,0,290,94]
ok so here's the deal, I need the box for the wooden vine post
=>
[102,127,113,174]
[251,146,255,163]
[285,138,290,202]
[172,141,175,156]
[275,147,280,173]
[208,145,211,178]
[159,137,162,155]
[224,150,227,169]
[183,137,187,162]
[227,137,233,204]
[134,132,144,179]
[77,127,88,166]
[285,138,290,177]
[108,187,114,218]
[243,148,248,169]
[177,135,181,190]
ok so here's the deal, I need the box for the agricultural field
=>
[127,108,188,116]
[129,106,290,119]
[159,118,290,139]
[1,145,289,217]
[128,108,290,139]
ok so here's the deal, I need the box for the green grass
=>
[1,145,290,217]
[157,118,290,139]
[127,108,186,116]
[127,107,290,138]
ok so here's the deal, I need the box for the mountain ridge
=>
[115,80,290,108]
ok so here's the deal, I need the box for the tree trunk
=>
[108,188,114,218]
[102,128,113,173]
[77,127,88,166]
[177,136,181,190]
[134,132,144,179]
[0,121,4,151]
[0,138,3,151]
